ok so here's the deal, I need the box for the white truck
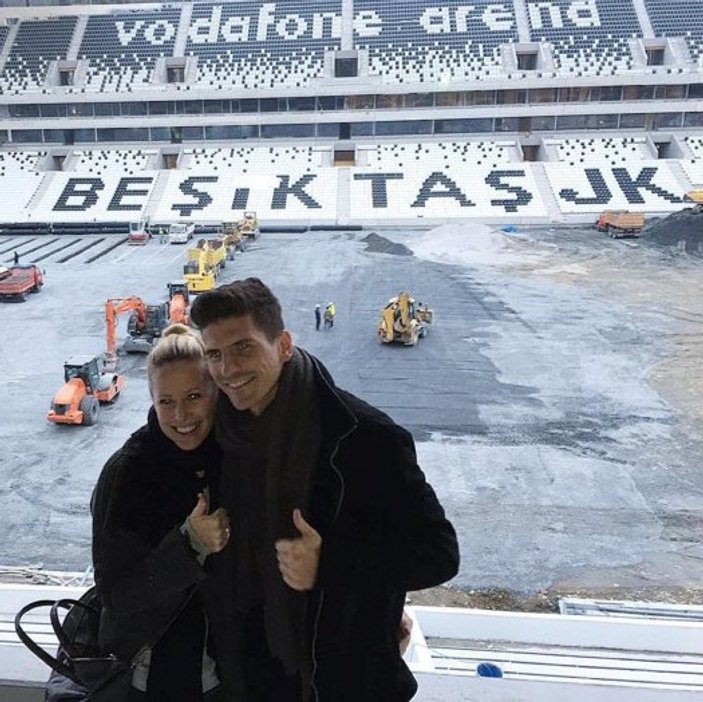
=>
[168,222,195,244]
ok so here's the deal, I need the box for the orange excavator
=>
[104,296,169,370]
[167,282,189,325]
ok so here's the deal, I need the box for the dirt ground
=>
[412,228,703,613]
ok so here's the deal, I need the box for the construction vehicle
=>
[183,240,225,293]
[47,355,124,426]
[167,281,189,325]
[595,211,645,238]
[168,222,195,244]
[127,220,150,245]
[237,211,260,240]
[0,264,43,302]
[104,296,168,369]
[378,292,433,346]
[219,221,247,258]
[683,189,703,213]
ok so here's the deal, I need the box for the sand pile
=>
[408,223,523,267]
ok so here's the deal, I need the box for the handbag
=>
[15,584,195,701]
[15,586,133,701]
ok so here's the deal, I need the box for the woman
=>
[91,324,230,701]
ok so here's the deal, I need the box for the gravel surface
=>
[1,225,702,611]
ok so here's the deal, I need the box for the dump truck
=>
[595,211,645,238]
[47,355,124,426]
[0,264,43,302]
[183,240,225,293]
[377,292,433,346]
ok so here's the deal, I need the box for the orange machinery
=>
[167,282,189,325]
[47,355,124,426]
[104,296,169,370]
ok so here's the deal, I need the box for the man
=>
[12,250,18,265]
[324,301,335,330]
[314,304,321,331]
[190,278,458,702]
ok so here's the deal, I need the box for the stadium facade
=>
[0,0,700,226]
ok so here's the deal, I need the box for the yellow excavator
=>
[377,292,433,346]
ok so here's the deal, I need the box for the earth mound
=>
[361,232,413,256]
[641,209,703,255]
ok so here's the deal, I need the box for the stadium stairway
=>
[66,15,87,60]
[0,21,18,76]
[529,163,564,222]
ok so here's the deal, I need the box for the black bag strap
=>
[14,600,83,684]
[16,583,198,679]
[50,598,100,659]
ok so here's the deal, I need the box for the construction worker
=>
[324,301,335,330]
[315,304,322,331]
[159,226,167,244]
[13,251,19,265]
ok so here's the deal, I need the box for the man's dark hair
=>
[190,278,284,341]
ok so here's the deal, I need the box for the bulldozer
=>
[219,221,247,258]
[377,292,433,346]
[47,355,124,426]
[167,282,189,325]
[237,211,260,240]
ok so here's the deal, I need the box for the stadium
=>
[0,0,699,228]
[2,0,703,699]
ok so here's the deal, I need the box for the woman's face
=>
[150,359,217,451]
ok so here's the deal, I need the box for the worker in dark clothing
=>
[314,304,321,331]
[13,251,19,265]
[190,278,459,702]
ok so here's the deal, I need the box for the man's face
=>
[201,313,292,415]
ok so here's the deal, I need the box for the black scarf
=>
[134,408,221,702]
[216,347,321,698]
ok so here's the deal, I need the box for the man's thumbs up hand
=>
[275,508,322,591]
[188,493,230,553]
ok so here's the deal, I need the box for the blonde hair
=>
[147,324,211,392]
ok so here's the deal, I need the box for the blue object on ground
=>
[476,662,503,677]
[499,225,517,233]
